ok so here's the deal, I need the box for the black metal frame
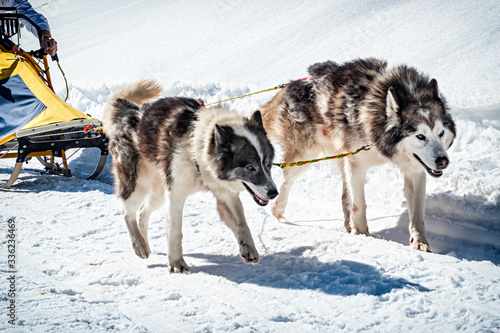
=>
[1,8,43,42]
[0,8,21,39]
[15,128,109,179]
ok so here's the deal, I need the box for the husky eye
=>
[439,130,444,138]
[246,165,256,172]
[416,134,426,141]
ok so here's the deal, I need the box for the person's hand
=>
[41,30,58,57]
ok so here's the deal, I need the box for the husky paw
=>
[276,214,288,223]
[169,257,189,273]
[131,236,151,259]
[271,202,287,222]
[240,243,259,264]
[350,227,370,236]
[344,221,352,233]
[410,239,432,252]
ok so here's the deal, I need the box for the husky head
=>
[212,111,278,205]
[383,74,456,177]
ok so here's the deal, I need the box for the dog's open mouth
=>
[413,154,443,178]
[243,183,269,206]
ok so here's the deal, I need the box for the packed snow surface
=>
[1,0,499,332]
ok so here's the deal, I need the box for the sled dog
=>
[103,79,278,272]
[259,58,456,251]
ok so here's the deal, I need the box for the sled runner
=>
[0,10,108,189]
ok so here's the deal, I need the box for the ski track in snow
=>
[1,0,500,331]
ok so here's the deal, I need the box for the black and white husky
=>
[103,80,278,272]
[259,58,456,251]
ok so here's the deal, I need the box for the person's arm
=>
[8,0,50,36]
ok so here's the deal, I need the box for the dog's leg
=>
[404,171,431,252]
[341,179,352,233]
[137,190,164,251]
[121,193,151,259]
[339,161,352,232]
[271,164,311,222]
[165,191,190,273]
[344,159,370,235]
[216,192,259,263]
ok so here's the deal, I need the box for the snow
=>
[1,0,499,331]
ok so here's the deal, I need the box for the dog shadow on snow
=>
[181,247,430,296]
[371,193,500,265]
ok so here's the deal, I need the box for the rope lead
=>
[56,60,70,101]
[204,77,314,107]
[274,143,377,169]
[204,84,285,107]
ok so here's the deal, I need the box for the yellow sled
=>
[0,10,108,189]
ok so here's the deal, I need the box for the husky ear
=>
[386,87,400,117]
[214,125,232,147]
[248,110,264,128]
[430,78,439,98]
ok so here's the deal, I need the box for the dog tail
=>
[102,80,162,200]
[102,79,163,137]
[112,79,163,106]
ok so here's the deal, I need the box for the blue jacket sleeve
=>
[8,0,51,37]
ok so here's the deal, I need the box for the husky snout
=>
[413,149,450,178]
[267,186,279,200]
[264,170,279,200]
[435,155,449,169]
[243,172,278,206]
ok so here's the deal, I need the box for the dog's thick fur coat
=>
[103,80,278,272]
[259,58,456,251]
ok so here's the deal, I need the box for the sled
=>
[0,10,108,189]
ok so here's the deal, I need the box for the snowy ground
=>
[1,0,499,332]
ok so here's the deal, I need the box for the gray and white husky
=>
[103,79,278,272]
[259,58,456,251]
